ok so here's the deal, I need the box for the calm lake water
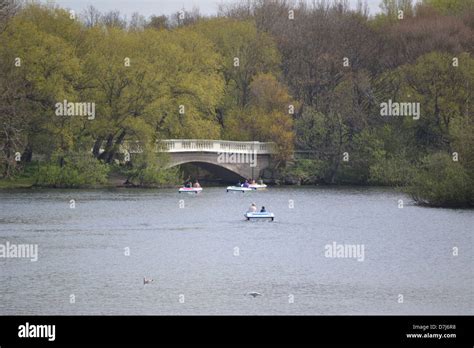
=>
[0,186,472,315]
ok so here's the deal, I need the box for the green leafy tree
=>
[0,6,81,175]
[194,18,280,126]
[399,52,473,150]
[224,73,294,160]
[83,26,224,163]
[422,0,474,15]
[407,152,473,207]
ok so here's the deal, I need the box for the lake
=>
[0,186,472,315]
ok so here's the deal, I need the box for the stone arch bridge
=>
[121,139,275,180]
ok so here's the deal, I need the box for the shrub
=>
[406,152,473,207]
[369,156,415,186]
[280,159,327,184]
[34,153,109,188]
[124,152,181,187]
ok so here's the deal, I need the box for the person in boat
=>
[242,179,250,188]
[260,206,266,213]
[184,177,192,188]
[248,203,257,213]
[251,179,256,185]
[193,180,201,188]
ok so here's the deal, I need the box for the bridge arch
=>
[166,152,270,182]
[169,160,245,183]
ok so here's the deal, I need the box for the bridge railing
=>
[122,139,275,154]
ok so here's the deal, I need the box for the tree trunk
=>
[98,134,114,162]
[2,138,14,178]
[104,130,126,163]
[22,143,33,162]
[115,130,126,146]
[92,137,103,158]
[328,156,341,184]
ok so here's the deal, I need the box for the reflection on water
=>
[0,186,472,315]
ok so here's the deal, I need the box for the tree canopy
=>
[0,0,472,205]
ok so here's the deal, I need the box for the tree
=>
[194,18,280,119]
[146,15,168,30]
[0,6,82,175]
[225,73,294,160]
[128,12,146,31]
[407,152,473,207]
[378,8,473,69]
[397,52,473,150]
[422,0,474,16]
[249,1,382,111]
[82,26,224,163]
[81,5,101,28]
[101,10,127,29]
[0,0,18,33]
[379,0,414,18]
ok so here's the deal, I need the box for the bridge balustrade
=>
[121,139,275,155]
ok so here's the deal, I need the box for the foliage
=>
[422,0,474,15]
[0,1,472,207]
[124,151,181,187]
[280,159,327,185]
[224,73,294,159]
[34,152,109,188]
[407,152,473,207]
[368,156,415,186]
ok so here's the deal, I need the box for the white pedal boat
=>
[249,184,267,190]
[245,212,275,221]
[178,187,202,193]
[226,186,253,192]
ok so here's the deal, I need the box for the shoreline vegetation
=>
[1,158,472,209]
[0,1,473,208]
[1,158,473,208]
